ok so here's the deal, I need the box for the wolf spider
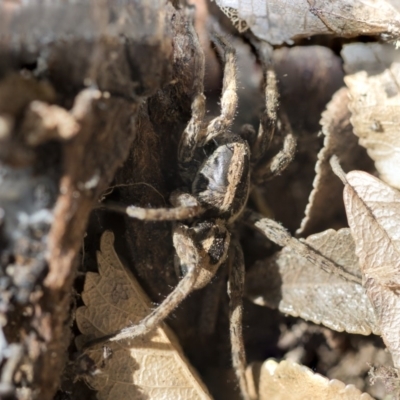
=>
[86,35,296,400]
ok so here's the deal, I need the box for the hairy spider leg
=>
[177,19,206,182]
[243,209,361,285]
[84,221,231,348]
[101,256,201,343]
[82,256,202,349]
[92,31,253,400]
[250,45,297,183]
[105,191,204,221]
[252,65,279,164]
[233,45,296,185]
[227,238,250,400]
[178,32,238,185]
[252,109,297,184]
[202,34,238,145]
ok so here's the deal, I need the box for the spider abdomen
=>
[173,219,230,290]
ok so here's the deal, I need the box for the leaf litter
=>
[298,87,374,237]
[76,231,211,400]
[213,0,400,45]
[66,2,400,400]
[343,43,400,190]
[336,167,400,370]
[247,359,374,400]
[246,228,379,336]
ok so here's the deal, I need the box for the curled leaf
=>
[343,170,400,368]
[343,43,400,189]
[76,231,211,400]
[344,171,400,288]
[298,88,374,237]
[246,228,379,335]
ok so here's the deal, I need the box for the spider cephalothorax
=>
[85,32,296,400]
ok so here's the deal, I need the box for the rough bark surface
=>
[0,1,173,399]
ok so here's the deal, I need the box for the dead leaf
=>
[343,43,400,190]
[342,170,400,368]
[76,231,211,400]
[298,88,374,237]
[364,278,400,371]
[213,0,400,45]
[246,228,380,335]
[344,171,400,288]
[249,359,374,400]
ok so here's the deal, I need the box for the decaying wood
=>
[0,1,173,399]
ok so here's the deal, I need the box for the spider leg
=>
[202,34,238,145]
[243,209,361,285]
[251,63,278,165]
[84,221,230,348]
[249,42,296,184]
[198,262,227,337]
[83,256,202,348]
[101,191,205,221]
[177,18,206,182]
[178,92,205,160]
[252,110,296,185]
[227,238,250,400]
[108,259,201,343]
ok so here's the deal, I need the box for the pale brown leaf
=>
[214,0,400,45]
[344,171,400,287]
[249,359,374,400]
[364,277,400,370]
[343,43,400,189]
[343,171,400,368]
[76,231,211,400]
[298,88,374,236]
[246,228,380,335]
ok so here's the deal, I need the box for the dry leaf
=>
[343,43,400,190]
[342,170,400,368]
[213,0,400,45]
[249,359,374,400]
[76,231,211,400]
[246,228,380,335]
[344,171,400,288]
[298,88,374,236]
[364,278,400,371]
